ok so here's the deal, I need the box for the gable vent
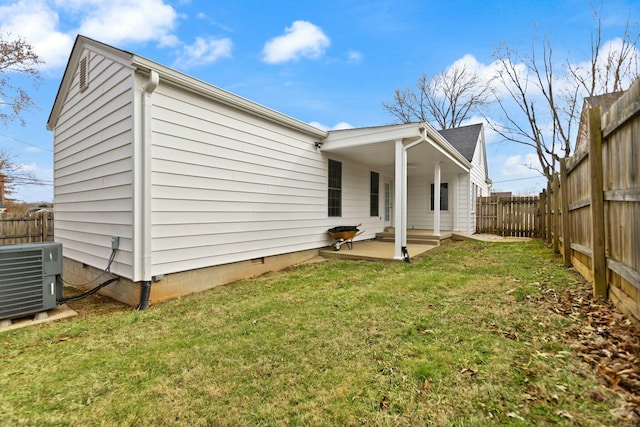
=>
[79,55,89,92]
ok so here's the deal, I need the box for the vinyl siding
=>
[456,174,470,232]
[53,48,135,279]
[146,84,380,276]
[407,175,455,230]
[468,136,491,233]
[336,156,385,237]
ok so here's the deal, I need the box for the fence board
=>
[540,78,640,323]
[0,211,54,245]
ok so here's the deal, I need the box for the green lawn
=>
[0,239,624,426]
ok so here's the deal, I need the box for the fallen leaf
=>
[459,368,477,378]
[507,412,525,421]
[556,410,573,419]
[379,395,390,411]
[587,389,606,402]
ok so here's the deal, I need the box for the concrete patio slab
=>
[319,239,438,262]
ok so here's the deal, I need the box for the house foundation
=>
[62,248,319,307]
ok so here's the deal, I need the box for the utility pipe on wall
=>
[393,127,427,260]
[138,69,159,309]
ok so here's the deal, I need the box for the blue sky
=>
[1,0,639,202]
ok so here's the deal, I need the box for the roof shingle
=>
[437,123,482,162]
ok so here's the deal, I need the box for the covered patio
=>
[321,122,472,260]
[319,229,453,262]
[318,230,529,262]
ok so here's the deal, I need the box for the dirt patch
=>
[473,233,533,242]
[61,285,131,318]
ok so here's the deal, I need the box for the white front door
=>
[384,181,392,228]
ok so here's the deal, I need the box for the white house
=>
[47,36,491,307]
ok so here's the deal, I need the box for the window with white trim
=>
[328,159,342,217]
[430,183,449,211]
[370,171,379,217]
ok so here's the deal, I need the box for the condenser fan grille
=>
[0,243,62,320]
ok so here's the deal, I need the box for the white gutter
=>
[133,57,327,140]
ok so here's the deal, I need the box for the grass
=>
[0,239,624,426]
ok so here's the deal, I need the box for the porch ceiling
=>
[322,134,470,178]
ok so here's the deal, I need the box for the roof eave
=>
[132,56,328,139]
[322,123,424,150]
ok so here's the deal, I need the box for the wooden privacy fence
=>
[544,78,640,324]
[476,196,541,237]
[0,211,54,245]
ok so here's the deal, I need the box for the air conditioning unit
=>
[0,242,63,321]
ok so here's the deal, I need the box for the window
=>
[328,159,342,217]
[370,171,379,217]
[430,183,449,211]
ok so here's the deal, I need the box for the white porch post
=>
[402,146,408,248]
[433,161,441,237]
[394,139,404,260]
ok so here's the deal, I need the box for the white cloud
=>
[568,37,640,94]
[445,54,532,100]
[309,121,354,131]
[347,50,363,64]
[0,0,74,70]
[73,0,178,46]
[332,121,354,130]
[501,153,541,177]
[262,20,330,64]
[449,54,495,85]
[173,36,232,69]
[0,0,181,70]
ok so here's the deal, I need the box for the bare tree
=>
[0,31,42,126]
[0,32,42,202]
[490,7,639,181]
[0,149,37,202]
[382,62,491,129]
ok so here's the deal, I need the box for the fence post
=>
[560,158,572,267]
[539,190,546,239]
[477,196,483,233]
[589,107,607,298]
[552,173,560,253]
[496,197,502,236]
[41,212,47,242]
[546,180,552,244]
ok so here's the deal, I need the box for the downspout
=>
[394,127,427,262]
[138,69,159,310]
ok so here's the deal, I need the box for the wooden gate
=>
[476,196,540,237]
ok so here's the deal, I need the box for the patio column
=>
[394,139,404,260]
[433,161,441,237]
